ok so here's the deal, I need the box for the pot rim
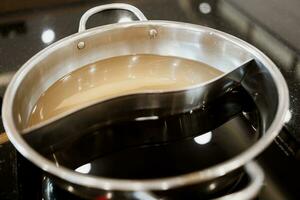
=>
[2,20,289,191]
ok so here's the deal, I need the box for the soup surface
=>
[25,54,259,183]
[27,54,223,127]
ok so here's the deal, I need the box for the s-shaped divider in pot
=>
[20,59,260,163]
[17,58,265,199]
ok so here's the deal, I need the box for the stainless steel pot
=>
[2,3,289,200]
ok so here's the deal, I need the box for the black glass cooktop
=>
[1,0,300,199]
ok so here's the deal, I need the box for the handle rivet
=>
[149,29,158,39]
[77,41,85,49]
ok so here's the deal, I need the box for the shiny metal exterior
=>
[2,3,289,199]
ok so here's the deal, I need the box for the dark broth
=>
[45,86,260,179]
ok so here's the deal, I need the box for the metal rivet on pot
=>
[149,29,158,39]
[77,41,85,49]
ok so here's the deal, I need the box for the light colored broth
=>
[27,54,223,127]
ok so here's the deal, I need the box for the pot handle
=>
[214,161,264,200]
[78,3,148,32]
